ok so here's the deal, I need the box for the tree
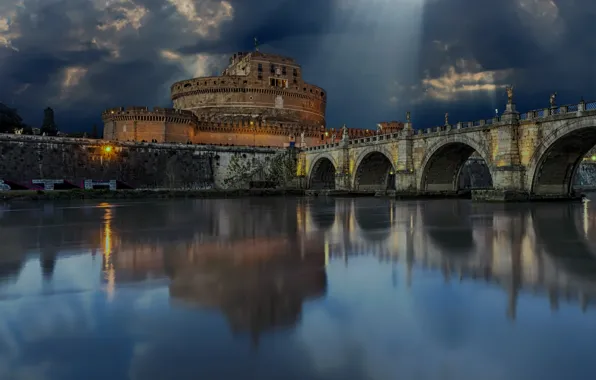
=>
[41,107,58,136]
[0,102,25,133]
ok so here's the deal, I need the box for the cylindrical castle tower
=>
[170,51,326,128]
[102,51,329,147]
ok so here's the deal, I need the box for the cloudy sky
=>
[1,0,595,133]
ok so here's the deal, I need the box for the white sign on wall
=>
[275,95,284,109]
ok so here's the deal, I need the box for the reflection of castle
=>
[166,236,326,340]
[4,198,596,326]
[302,198,596,318]
[95,198,327,339]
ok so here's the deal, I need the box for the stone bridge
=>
[300,99,596,200]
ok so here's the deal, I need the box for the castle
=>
[102,50,404,147]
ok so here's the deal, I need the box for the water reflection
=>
[1,198,596,378]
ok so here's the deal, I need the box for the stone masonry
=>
[0,134,282,189]
[301,98,596,199]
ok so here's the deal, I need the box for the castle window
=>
[258,73,262,80]
[282,66,286,75]
[258,63,262,72]
[293,68,297,76]
[184,83,191,88]
[270,64,275,73]
[270,78,288,88]
[293,79,297,84]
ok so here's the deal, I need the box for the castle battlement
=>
[103,50,328,147]
[102,106,196,123]
[195,119,324,137]
[170,77,326,102]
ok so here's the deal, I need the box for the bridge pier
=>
[395,170,416,192]
[335,173,351,191]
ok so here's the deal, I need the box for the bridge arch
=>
[353,148,396,191]
[308,154,337,190]
[526,117,596,195]
[418,136,494,192]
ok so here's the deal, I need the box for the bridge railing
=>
[303,99,596,151]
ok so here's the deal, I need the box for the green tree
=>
[41,107,58,136]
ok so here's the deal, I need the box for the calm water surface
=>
[1,197,596,380]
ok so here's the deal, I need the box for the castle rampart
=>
[103,50,334,148]
[102,106,197,143]
[170,51,327,128]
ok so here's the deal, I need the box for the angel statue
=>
[506,85,514,104]
[550,92,557,108]
[444,112,449,126]
[406,111,411,123]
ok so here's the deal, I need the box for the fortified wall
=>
[102,107,197,143]
[0,134,283,189]
[102,50,333,148]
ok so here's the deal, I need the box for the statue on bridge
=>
[444,112,449,126]
[550,92,557,108]
[406,111,411,123]
[506,85,514,104]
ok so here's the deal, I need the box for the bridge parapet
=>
[301,95,596,199]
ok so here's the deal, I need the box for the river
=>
[1,197,596,380]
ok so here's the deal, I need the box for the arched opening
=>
[421,143,493,192]
[457,152,493,190]
[309,157,336,190]
[531,128,596,195]
[354,152,395,191]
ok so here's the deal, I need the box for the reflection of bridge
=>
[300,97,596,200]
[302,198,596,317]
[3,198,596,324]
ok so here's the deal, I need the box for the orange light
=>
[103,145,113,153]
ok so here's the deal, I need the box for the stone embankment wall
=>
[0,134,283,189]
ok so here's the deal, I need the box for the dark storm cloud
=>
[178,0,338,55]
[0,0,595,132]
